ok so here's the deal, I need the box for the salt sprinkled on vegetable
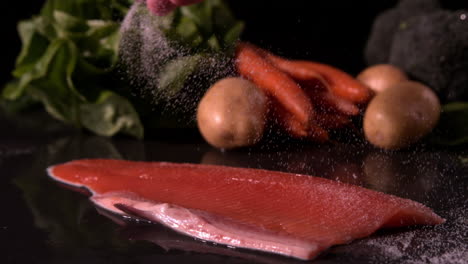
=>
[117,1,238,124]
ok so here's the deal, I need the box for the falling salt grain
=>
[117,2,235,121]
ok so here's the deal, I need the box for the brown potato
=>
[197,77,268,149]
[357,64,408,93]
[363,81,440,149]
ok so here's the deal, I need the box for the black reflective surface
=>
[1,110,467,264]
[3,1,468,263]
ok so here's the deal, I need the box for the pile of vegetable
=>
[197,42,373,149]
[2,0,243,138]
[365,0,468,146]
[2,0,468,149]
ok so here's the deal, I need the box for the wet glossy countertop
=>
[1,110,467,264]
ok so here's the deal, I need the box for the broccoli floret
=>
[365,0,441,65]
[389,10,468,102]
[365,0,468,102]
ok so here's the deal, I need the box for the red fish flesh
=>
[47,159,444,260]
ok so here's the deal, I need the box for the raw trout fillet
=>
[47,159,444,260]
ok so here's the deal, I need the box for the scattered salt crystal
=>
[138,174,152,180]
[344,205,467,264]
[83,176,98,183]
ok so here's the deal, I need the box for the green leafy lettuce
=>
[2,0,141,138]
[166,0,244,51]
